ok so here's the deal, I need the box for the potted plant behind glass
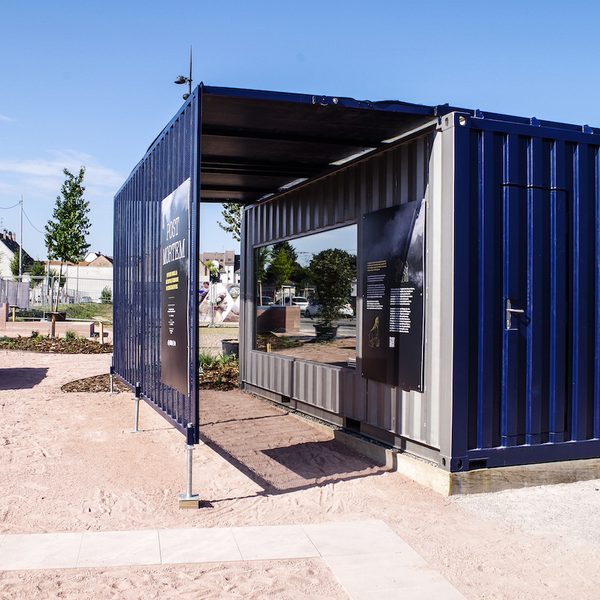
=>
[309,248,354,341]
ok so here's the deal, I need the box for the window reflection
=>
[254,225,357,367]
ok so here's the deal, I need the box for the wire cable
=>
[0,201,20,210]
[22,208,46,235]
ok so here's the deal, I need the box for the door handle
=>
[505,298,524,331]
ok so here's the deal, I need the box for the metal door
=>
[502,185,569,446]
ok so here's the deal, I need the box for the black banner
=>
[361,200,425,391]
[160,179,190,396]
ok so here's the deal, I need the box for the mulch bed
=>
[62,374,131,393]
[61,370,238,393]
[0,336,112,354]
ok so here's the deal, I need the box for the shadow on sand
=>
[0,367,49,390]
[199,391,390,501]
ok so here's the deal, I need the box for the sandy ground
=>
[2,350,600,599]
[0,560,343,600]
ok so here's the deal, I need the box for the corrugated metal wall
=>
[453,115,600,467]
[113,91,201,438]
[241,124,455,453]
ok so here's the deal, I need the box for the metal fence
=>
[0,275,113,314]
[113,86,200,442]
[0,274,113,313]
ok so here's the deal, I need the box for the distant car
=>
[305,302,354,319]
[283,296,309,313]
[258,296,274,306]
[80,296,93,304]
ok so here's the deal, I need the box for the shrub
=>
[30,330,40,339]
[198,352,239,389]
[65,330,79,341]
[100,286,112,304]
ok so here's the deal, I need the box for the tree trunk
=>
[50,262,62,338]
[55,262,62,313]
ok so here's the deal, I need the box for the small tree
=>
[10,252,32,278]
[29,261,46,289]
[45,167,90,332]
[100,286,112,304]
[9,253,20,279]
[217,202,241,241]
[265,246,295,293]
[309,249,354,328]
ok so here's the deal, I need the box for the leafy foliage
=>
[29,261,46,288]
[271,241,297,264]
[45,167,90,317]
[255,246,271,282]
[47,268,66,287]
[100,286,112,303]
[309,248,354,326]
[217,202,242,241]
[9,251,32,277]
[199,352,239,390]
[45,167,91,264]
[265,246,295,290]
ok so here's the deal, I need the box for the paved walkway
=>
[0,519,464,599]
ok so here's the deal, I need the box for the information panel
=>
[361,200,425,391]
[160,178,191,396]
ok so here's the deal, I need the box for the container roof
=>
[199,85,445,203]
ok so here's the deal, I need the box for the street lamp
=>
[174,47,193,100]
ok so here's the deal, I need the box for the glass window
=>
[254,225,357,367]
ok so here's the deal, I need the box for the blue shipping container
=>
[113,85,600,471]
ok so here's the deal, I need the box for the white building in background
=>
[46,252,113,303]
[200,250,240,284]
[0,230,33,278]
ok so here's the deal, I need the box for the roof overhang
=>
[199,85,444,204]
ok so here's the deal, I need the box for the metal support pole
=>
[109,364,115,395]
[132,381,141,432]
[179,423,199,505]
[19,196,23,278]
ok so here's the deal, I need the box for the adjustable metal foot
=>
[179,424,200,508]
[109,365,115,395]
[132,382,141,432]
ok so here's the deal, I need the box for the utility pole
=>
[19,195,23,278]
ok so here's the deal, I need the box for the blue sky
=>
[1,0,599,259]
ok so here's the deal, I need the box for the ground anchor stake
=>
[179,423,200,509]
[132,382,141,432]
[109,364,115,395]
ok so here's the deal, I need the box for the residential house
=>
[0,230,33,278]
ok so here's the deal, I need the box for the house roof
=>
[0,237,33,265]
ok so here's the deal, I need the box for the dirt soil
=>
[61,373,131,393]
[273,336,356,367]
[2,350,600,599]
[0,336,112,354]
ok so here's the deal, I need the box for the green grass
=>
[57,303,113,322]
[16,303,113,323]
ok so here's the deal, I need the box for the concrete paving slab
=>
[78,529,160,568]
[351,581,466,600]
[0,520,466,599]
[0,532,82,571]
[232,524,319,561]
[159,527,242,564]
[323,552,464,598]
[303,520,414,557]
